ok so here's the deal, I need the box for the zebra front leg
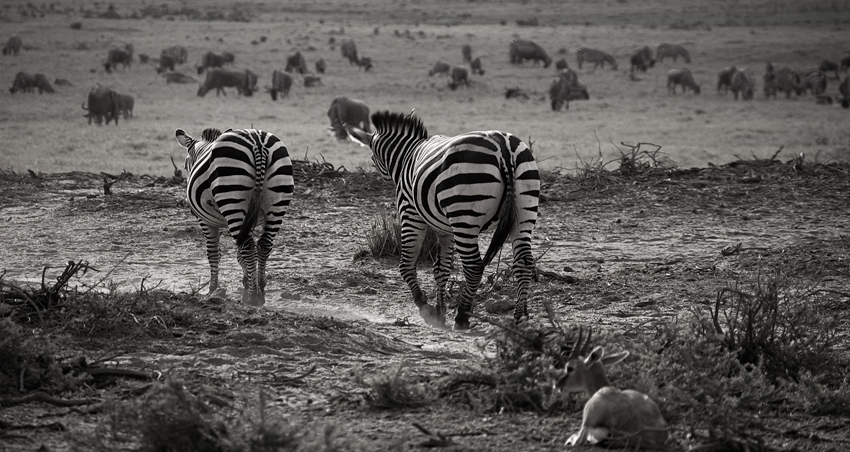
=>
[201,225,226,298]
[453,242,485,330]
[431,234,455,325]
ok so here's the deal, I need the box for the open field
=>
[1,2,850,452]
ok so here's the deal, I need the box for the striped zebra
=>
[161,46,188,65]
[797,69,827,96]
[764,66,801,99]
[346,111,540,329]
[730,67,756,101]
[175,128,294,306]
[655,43,691,63]
[576,48,617,70]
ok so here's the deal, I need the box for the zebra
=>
[345,111,540,330]
[655,43,691,63]
[764,66,801,99]
[797,69,827,96]
[175,128,294,306]
[575,48,617,70]
[730,67,756,100]
[161,46,188,65]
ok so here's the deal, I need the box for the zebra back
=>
[656,43,690,63]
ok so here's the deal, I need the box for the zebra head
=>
[348,110,428,181]
[175,128,223,172]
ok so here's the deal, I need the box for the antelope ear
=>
[175,129,192,148]
[345,124,373,147]
[585,346,605,364]
[600,350,629,366]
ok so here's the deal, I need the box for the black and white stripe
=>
[797,69,827,96]
[346,111,540,329]
[161,46,188,65]
[655,43,691,63]
[764,66,801,99]
[731,67,756,100]
[175,128,294,306]
[576,47,618,70]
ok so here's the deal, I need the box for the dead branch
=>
[0,392,98,407]
[413,422,456,448]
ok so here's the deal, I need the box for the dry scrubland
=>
[2,2,850,452]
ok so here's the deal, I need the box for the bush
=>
[362,210,439,262]
[0,318,81,395]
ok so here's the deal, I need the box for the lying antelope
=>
[556,328,669,449]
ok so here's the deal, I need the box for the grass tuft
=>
[354,361,435,409]
[362,210,439,263]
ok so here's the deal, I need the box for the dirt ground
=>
[1,156,849,451]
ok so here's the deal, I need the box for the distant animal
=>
[175,127,294,306]
[116,93,134,119]
[429,61,451,76]
[165,72,196,84]
[764,66,801,99]
[303,75,322,87]
[9,72,35,94]
[462,44,472,62]
[327,95,370,140]
[841,56,850,73]
[341,39,359,65]
[156,53,176,74]
[54,78,73,87]
[509,39,552,67]
[556,328,669,449]
[655,43,691,63]
[104,45,133,73]
[32,73,54,93]
[549,75,572,111]
[555,58,569,71]
[730,67,756,100]
[470,57,485,75]
[560,67,580,87]
[315,58,326,74]
[816,95,833,105]
[161,46,188,65]
[3,35,22,55]
[345,111,539,329]
[839,76,849,108]
[82,84,120,126]
[576,48,617,70]
[285,51,307,74]
[819,59,840,80]
[267,69,293,100]
[667,68,701,94]
[717,65,737,93]
[797,69,827,96]
[358,56,373,71]
[138,53,149,64]
[197,52,228,75]
[197,68,257,97]
[221,51,235,65]
[630,46,655,73]
[505,87,529,99]
[448,66,469,90]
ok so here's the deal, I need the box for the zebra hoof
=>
[209,287,227,299]
[418,304,446,328]
[453,318,471,331]
[242,291,265,307]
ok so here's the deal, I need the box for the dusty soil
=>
[1,158,849,451]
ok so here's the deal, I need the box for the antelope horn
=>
[567,326,593,360]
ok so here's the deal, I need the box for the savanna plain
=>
[1,1,850,451]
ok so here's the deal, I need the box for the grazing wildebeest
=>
[549,75,572,111]
[3,35,22,55]
[161,46,188,65]
[315,58,326,74]
[285,51,307,74]
[156,53,176,74]
[819,59,840,80]
[630,46,655,73]
[505,87,530,99]
[429,61,451,76]
[165,72,196,84]
[841,56,850,74]
[33,74,54,93]
[9,72,35,93]
[197,51,228,74]
[116,93,134,119]
[267,69,293,100]
[509,39,552,67]
[341,39,359,65]
[667,68,701,94]
[470,57,485,75]
[555,58,569,71]
[448,66,469,90]
[304,75,322,87]
[717,66,737,93]
[104,45,133,73]
[221,52,235,65]
[358,56,373,71]
[839,76,849,108]
[462,44,472,62]
[327,95,370,140]
[82,84,120,126]
[197,69,257,97]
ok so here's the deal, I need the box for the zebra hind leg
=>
[511,238,535,322]
[238,239,264,306]
[201,225,226,299]
[453,244,485,330]
[431,234,455,326]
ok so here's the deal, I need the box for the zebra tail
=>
[236,186,263,248]
[481,147,518,269]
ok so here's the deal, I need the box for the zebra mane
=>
[201,128,223,142]
[371,111,429,141]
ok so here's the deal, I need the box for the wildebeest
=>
[82,84,120,126]
[819,59,840,80]
[429,61,451,76]
[839,76,849,108]
[327,95,370,140]
[266,69,293,100]
[156,54,176,74]
[197,69,257,97]
[9,72,35,93]
[509,39,552,67]
[304,75,322,87]
[285,51,307,74]
[505,87,530,99]
[549,73,590,111]
[470,57,484,75]
[161,46,188,65]
[116,93,134,119]
[32,74,54,93]
[197,51,230,74]
[358,56,373,71]
[717,65,737,92]
[555,58,569,71]
[341,39,359,65]
[448,66,469,90]
[3,35,22,55]
[165,72,196,84]
[841,56,850,74]
[315,58,326,74]
[104,45,133,73]
[462,44,472,62]
[667,68,701,94]
[630,46,655,73]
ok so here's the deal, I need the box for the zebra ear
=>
[175,128,193,148]
[345,124,372,147]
